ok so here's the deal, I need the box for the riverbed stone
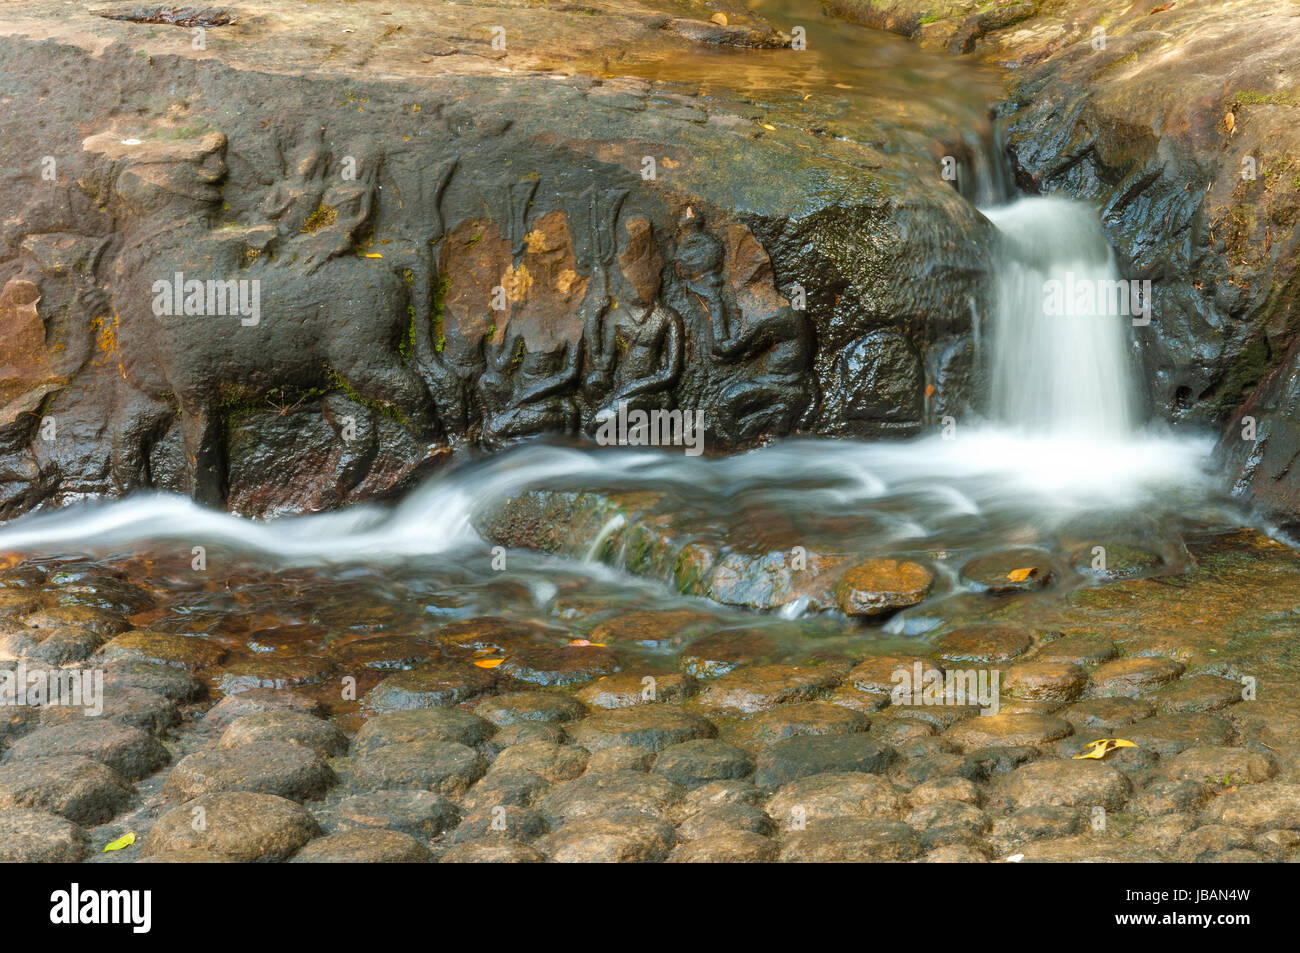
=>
[1132,779,1210,815]
[0,755,133,825]
[909,775,981,807]
[653,739,754,787]
[348,740,486,797]
[362,661,497,712]
[905,799,991,848]
[202,687,322,727]
[1124,713,1233,759]
[40,686,180,735]
[25,604,129,636]
[460,769,551,814]
[669,830,777,862]
[440,840,546,863]
[333,790,459,839]
[1061,696,1155,732]
[328,634,436,671]
[166,741,335,802]
[1166,746,1277,786]
[676,802,775,840]
[959,550,1053,594]
[491,741,589,782]
[577,671,696,708]
[1205,783,1300,831]
[139,849,237,863]
[291,829,432,863]
[142,792,320,861]
[352,708,493,753]
[945,713,1073,750]
[538,770,684,825]
[98,629,226,672]
[1003,661,1088,702]
[685,779,764,810]
[990,806,1081,853]
[754,732,894,790]
[215,656,337,694]
[4,720,169,780]
[474,690,588,725]
[1032,633,1118,666]
[834,558,934,616]
[588,609,717,649]
[846,655,943,695]
[1174,824,1254,862]
[540,811,676,862]
[932,625,1033,663]
[696,664,841,714]
[498,644,620,686]
[1149,675,1244,714]
[1088,656,1185,697]
[448,805,549,844]
[568,705,716,751]
[1016,834,1158,863]
[678,630,779,679]
[104,659,206,703]
[220,710,349,759]
[730,701,870,750]
[0,808,90,862]
[767,771,906,827]
[1005,759,1131,810]
[13,625,107,664]
[779,818,921,862]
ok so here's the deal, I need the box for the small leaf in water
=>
[568,638,607,647]
[1224,112,1235,133]
[710,12,728,26]
[1073,738,1137,760]
[473,658,505,669]
[1006,567,1036,582]
[103,831,136,852]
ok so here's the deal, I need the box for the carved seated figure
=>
[477,327,582,451]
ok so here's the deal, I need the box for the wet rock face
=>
[0,13,993,518]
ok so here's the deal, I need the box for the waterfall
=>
[982,197,1137,437]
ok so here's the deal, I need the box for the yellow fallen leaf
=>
[103,831,135,852]
[473,658,505,669]
[710,12,728,26]
[1224,111,1235,133]
[567,638,606,647]
[364,253,383,259]
[761,123,776,131]
[1006,567,1036,582]
[1073,738,1137,760]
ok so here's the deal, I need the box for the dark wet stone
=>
[729,701,869,749]
[1166,746,1277,785]
[1124,713,1233,759]
[1069,543,1162,581]
[461,769,551,814]
[489,722,567,748]
[990,806,1081,853]
[892,751,979,788]
[678,630,778,679]
[779,818,921,862]
[961,745,1040,779]
[1174,824,1254,862]
[1016,835,1160,862]
[824,684,891,713]
[537,771,684,826]
[576,671,696,708]
[0,808,89,862]
[142,792,321,862]
[474,690,588,725]
[448,806,548,844]
[329,634,436,671]
[685,779,763,810]
[362,662,496,712]
[908,776,981,806]
[440,840,546,863]
[219,710,349,759]
[878,702,982,730]
[4,721,169,780]
[846,655,942,695]
[333,790,459,839]
[960,550,1053,594]
[871,718,937,746]
[1005,759,1131,810]
[1149,675,1243,713]
[104,659,206,703]
[945,713,1073,751]
[754,733,894,790]
[1031,633,1118,666]
[540,811,676,862]
[1198,848,1269,863]
[215,656,337,693]
[1003,662,1088,702]
[588,608,717,649]
[0,755,133,825]
[568,705,716,752]
[138,849,237,863]
[291,829,432,863]
[696,664,841,714]
[767,772,906,826]
[1132,779,1210,815]
[24,604,129,636]
[652,739,754,788]
[348,740,486,798]
[203,687,322,727]
[435,616,569,655]
[491,741,589,782]
[166,741,335,802]
[905,799,991,848]
[499,644,620,686]
[923,844,991,862]
[1206,783,1300,831]
[98,629,225,672]
[1088,656,1185,697]
[932,625,1034,663]
[1060,696,1155,732]
[352,708,493,754]
[41,686,180,735]
[834,558,934,616]
[14,625,107,664]
[669,830,777,862]
[677,802,774,840]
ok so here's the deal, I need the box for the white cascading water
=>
[983,197,1136,437]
